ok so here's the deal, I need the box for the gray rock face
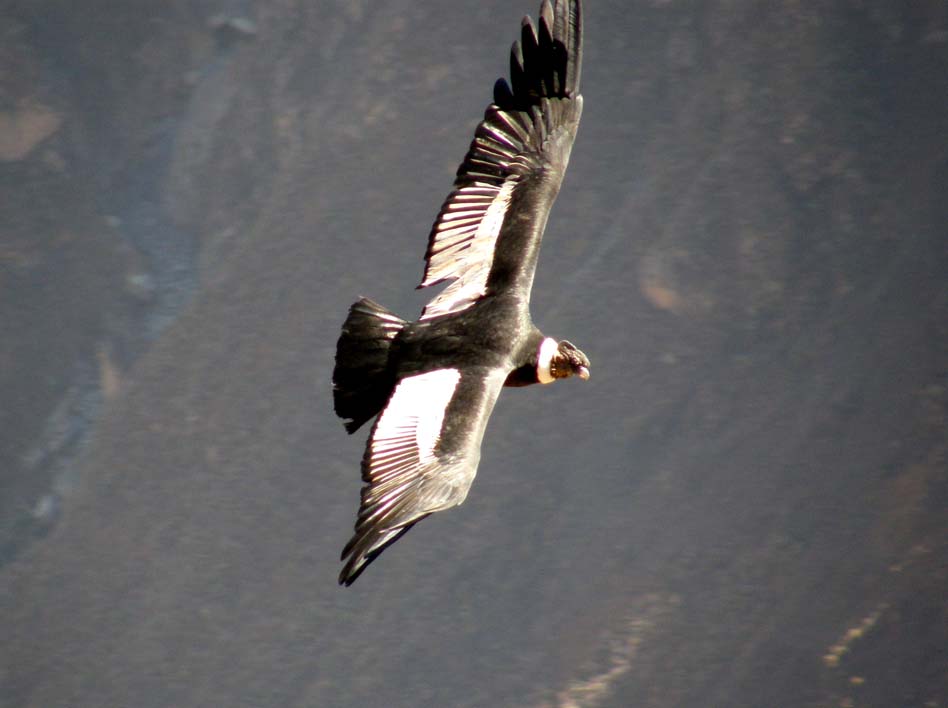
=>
[1,2,946,707]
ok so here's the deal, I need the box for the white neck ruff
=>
[537,337,558,384]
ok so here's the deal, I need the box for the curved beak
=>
[577,366,590,380]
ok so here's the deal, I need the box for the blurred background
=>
[1,1,946,706]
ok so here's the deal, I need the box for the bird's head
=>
[538,338,590,383]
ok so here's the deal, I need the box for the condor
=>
[334,0,589,586]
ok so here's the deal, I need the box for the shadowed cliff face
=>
[1,1,945,707]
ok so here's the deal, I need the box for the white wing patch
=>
[419,178,518,321]
[366,368,462,503]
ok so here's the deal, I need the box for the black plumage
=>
[333,0,589,586]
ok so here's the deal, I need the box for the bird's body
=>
[333,0,589,586]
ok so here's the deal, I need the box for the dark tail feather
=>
[333,297,406,433]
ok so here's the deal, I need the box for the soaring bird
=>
[333,0,588,586]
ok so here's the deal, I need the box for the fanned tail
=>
[332,298,406,433]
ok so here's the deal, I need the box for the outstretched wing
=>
[339,367,506,585]
[419,0,583,320]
